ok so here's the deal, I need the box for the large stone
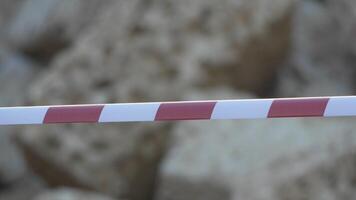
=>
[16,0,294,199]
[34,188,116,200]
[21,0,295,104]
[156,90,356,200]
[26,0,295,101]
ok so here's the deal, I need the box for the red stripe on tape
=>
[155,102,216,121]
[44,105,104,123]
[268,98,329,118]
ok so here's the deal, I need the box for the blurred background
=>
[1,0,356,199]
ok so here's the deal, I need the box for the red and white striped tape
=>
[0,96,356,125]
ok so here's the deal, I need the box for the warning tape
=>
[0,96,355,125]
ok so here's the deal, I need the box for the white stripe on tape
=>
[211,99,273,119]
[0,106,49,125]
[324,96,356,117]
[99,103,160,122]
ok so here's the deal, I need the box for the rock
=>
[22,0,295,104]
[135,0,294,95]
[17,123,171,200]
[16,0,294,199]
[276,0,356,97]
[155,90,356,200]
[34,188,116,200]
[28,0,295,100]
[6,0,114,63]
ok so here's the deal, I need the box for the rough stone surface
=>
[277,151,356,200]
[156,90,356,200]
[16,0,294,199]
[14,0,293,199]
[35,188,116,200]
[17,123,171,200]
[276,0,356,97]
[26,0,294,102]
